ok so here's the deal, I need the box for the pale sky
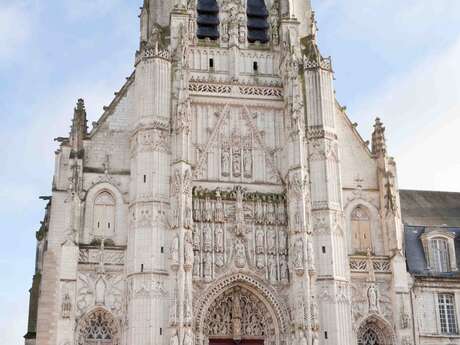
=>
[1,1,460,344]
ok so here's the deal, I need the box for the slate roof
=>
[400,189,460,277]
[400,189,460,227]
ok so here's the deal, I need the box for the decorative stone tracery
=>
[356,315,395,345]
[77,308,120,345]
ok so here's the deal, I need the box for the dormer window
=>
[421,229,457,273]
[197,0,220,40]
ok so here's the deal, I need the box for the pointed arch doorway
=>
[202,285,276,345]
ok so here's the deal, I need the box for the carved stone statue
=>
[203,252,213,280]
[279,230,288,254]
[215,224,224,253]
[61,293,72,318]
[203,224,212,252]
[280,255,288,281]
[192,225,201,250]
[294,239,305,273]
[233,150,242,177]
[368,284,379,313]
[268,255,277,283]
[234,239,246,268]
[183,329,193,345]
[267,227,276,254]
[171,235,180,267]
[221,147,231,177]
[184,232,194,270]
[170,331,179,345]
[256,254,265,269]
[243,148,252,178]
[256,228,265,254]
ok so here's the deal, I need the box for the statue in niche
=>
[184,207,192,229]
[368,284,379,313]
[234,239,246,268]
[266,202,276,224]
[192,225,201,251]
[184,232,194,270]
[171,236,180,267]
[232,149,242,177]
[238,10,246,44]
[267,227,276,254]
[268,255,277,283]
[243,148,252,178]
[256,254,265,269]
[61,293,72,318]
[193,252,200,277]
[184,295,192,325]
[183,329,193,345]
[279,230,287,254]
[203,252,213,280]
[215,225,224,253]
[171,208,179,229]
[276,202,286,224]
[170,331,179,345]
[203,224,213,252]
[279,255,288,281]
[193,197,201,221]
[294,239,305,272]
[255,198,264,224]
[255,228,265,254]
[203,197,213,222]
[221,146,231,177]
[215,190,225,222]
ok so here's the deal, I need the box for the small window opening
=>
[209,58,214,69]
[253,61,258,72]
[322,246,326,254]
[107,222,111,229]
[97,222,100,228]
[161,246,164,254]
[143,175,147,183]
[324,331,328,339]
[160,328,163,335]
[141,264,144,272]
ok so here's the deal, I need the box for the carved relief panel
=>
[192,186,288,284]
[191,103,283,184]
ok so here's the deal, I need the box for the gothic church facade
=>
[24,1,460,345]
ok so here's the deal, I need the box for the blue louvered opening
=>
[197,0,220,40]
[247,0,269,43]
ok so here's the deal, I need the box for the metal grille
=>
[438,293,459,334]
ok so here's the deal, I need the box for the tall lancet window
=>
[197,0,220,40]
[351,206,372,254]
[247,0,269,43]
[93,191,116,238]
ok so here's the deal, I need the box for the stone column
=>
[302,35,352,345]
[127,25,172,345]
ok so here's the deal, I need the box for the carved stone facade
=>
[25,1,459,345]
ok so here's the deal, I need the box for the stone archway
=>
[194,274,288,345]
[357,315,395,345]
[76,308,120,345]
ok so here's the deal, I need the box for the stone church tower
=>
[25,1,414,345]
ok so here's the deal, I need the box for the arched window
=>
[431,238,450,272]
[247,0,269,43]
[77,309,119,345]
[351,206,372,254]
[357,317,394,345]
[197,0,220,40]
[93,192,116,238]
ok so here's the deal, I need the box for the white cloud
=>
[354,35,460,192]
